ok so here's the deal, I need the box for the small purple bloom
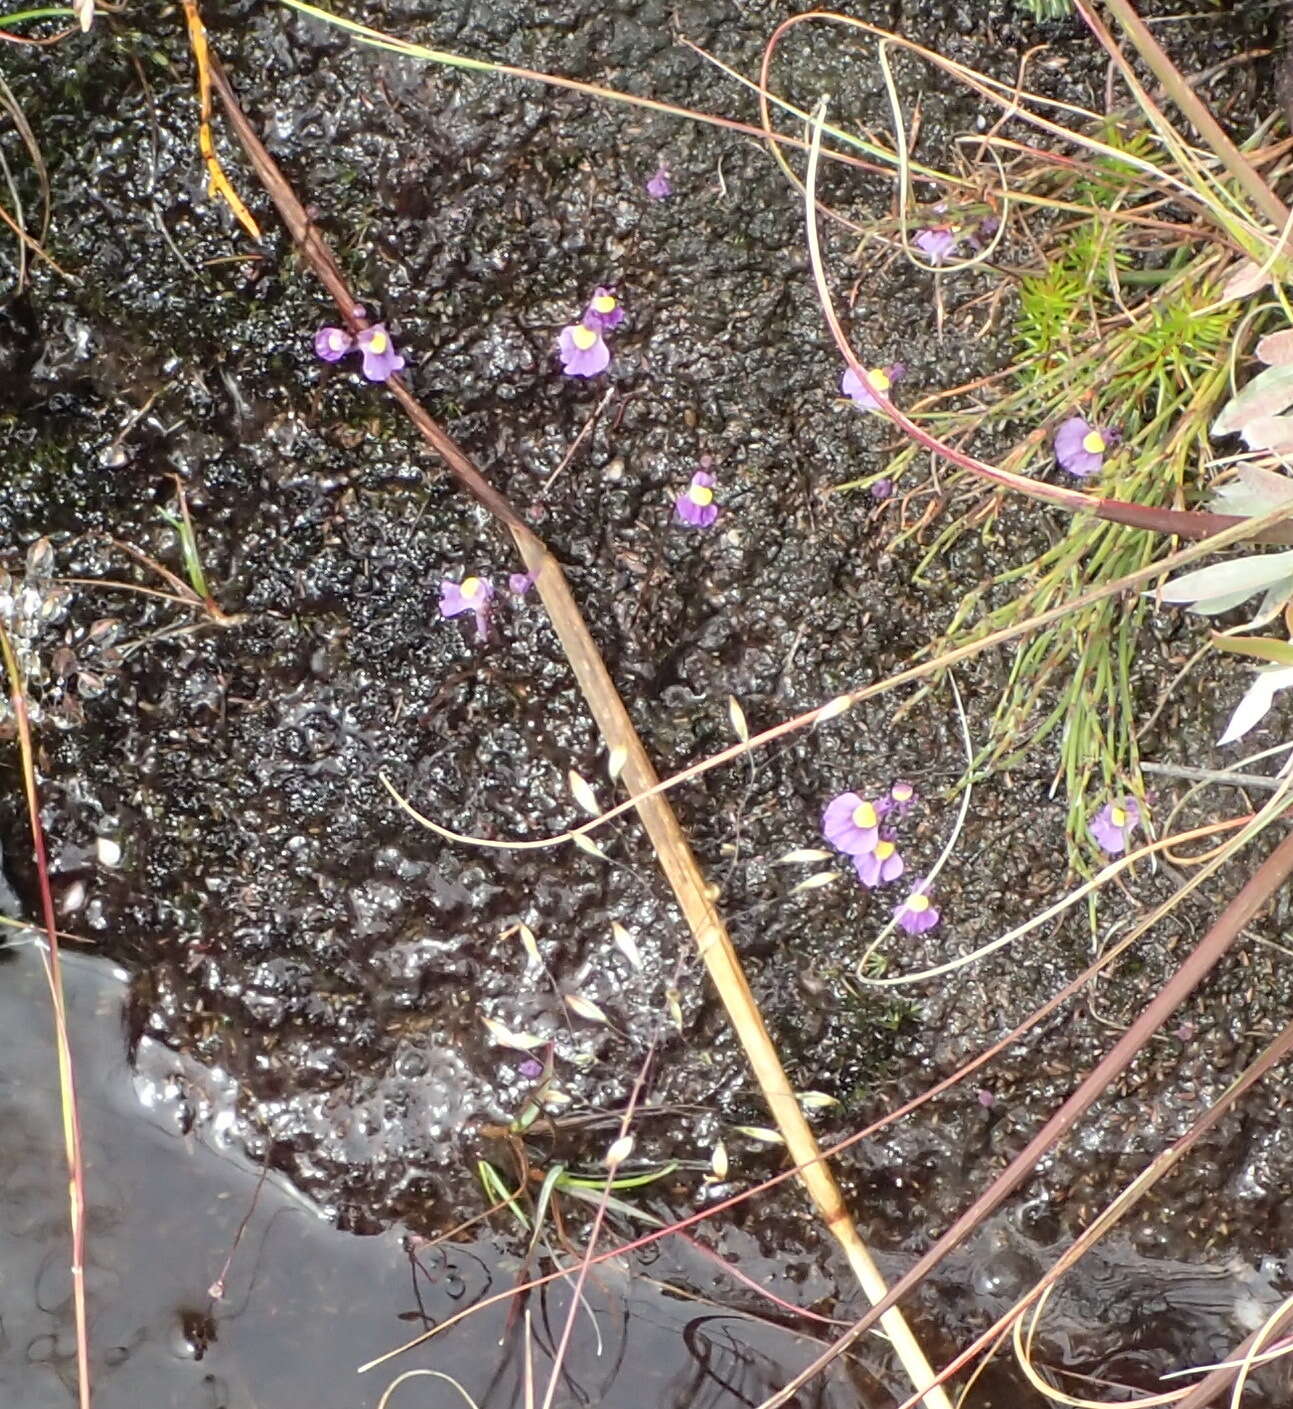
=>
[518,1058,543,1080]
[1054,414,1115,478]
[439,574,495,640]
[854,837,904,888]
[356,324,405,381]
[871,478,894,501]
[841,363,905,411]
[509,571,536,596]
[895,878,939,935]
[977,1088,995,1109]
[887,780,917,817]
[912,226,959,265]
[646,164,672,200]
[1089,797,1141,855]
[315,326,354,362]
[675,470,719,528]
[822,792,881,856]
[558,322,611,377]
[584,287,625,332]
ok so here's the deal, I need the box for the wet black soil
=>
[3,0,1293,1404]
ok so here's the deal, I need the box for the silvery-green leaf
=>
[1218,665,1293,745]
[606,746,628,781]
[565,992,610,1025]
[728,695,749,742]
[610,922,643,971]
[517,923,541,968]
[731,1125,784,1145]
[790,871,839,895]
[814,695,853,724]
[1212,365,1293,437]
[605,1134,635,1167]
[1208,464,1293,518]
[797,1090,840,1110]
[568,770,600,816]
[774,848,834,865]
[1240,414,1293,454]
[709,1141,729,1179]
[481,1017,547,1051]
[1241,578,1293,631]
[1158,551,1293,612]
[1257,330,1293,367]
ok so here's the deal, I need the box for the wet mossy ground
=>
[3,0,1293,1402]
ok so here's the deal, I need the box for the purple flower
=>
[822,792,881,856]
[518,1058,543,1080]
[584,287,625,332]
[854,837,904,888]
[508,571,535,596]
[871,478,894,501]
[439,574,495,639]
[887,780,917,817]
[675,470,719,527]
[912,226,959,265]
[1089,796,1140,855]
[315,326,354,362]
[841,363,905,410]
[895,879,939,935]
[558,322,611,377]
[977,1088,995,1109]
[1054,414,1115,478]
[646,164,672,200]
[356,324,405,381]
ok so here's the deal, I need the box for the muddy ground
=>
[3,0,1293,1403]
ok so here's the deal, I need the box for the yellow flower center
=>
[1082,429,1106,455]
[1110,806,1126,827]
[851,801,878,829]
[592,294,616,314]
[368,330,388,354]
[868,368,891,393]
[906,893,930,913]
[461,576,481,599]
[875,840,896,861]
[572,324,598,350]
[689,484,714,506]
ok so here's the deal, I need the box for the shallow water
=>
[0,942,882,1408]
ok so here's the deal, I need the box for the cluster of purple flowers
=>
[314,320,405,381]
[438,570,534,641]
[821,782,939,934]
[558,287,625,379]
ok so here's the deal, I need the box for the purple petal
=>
[584,287,625,332]
[646,166,672,200]
[509,572,536,596]
[315,326,354,362]
[356,324,405,381]
[558,323,611,377]
[823,792,880,856]
[912,227,959,264]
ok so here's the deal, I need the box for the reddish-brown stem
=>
[757,825,1293,1409]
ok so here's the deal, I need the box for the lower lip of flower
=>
[1082,430,1106,454]
[572,326,598,350]
[689,485,714,506]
